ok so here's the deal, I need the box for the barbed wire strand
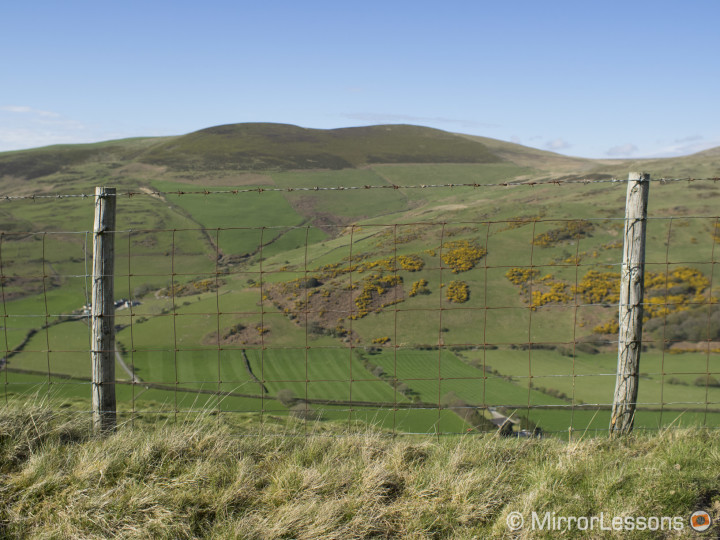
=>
[1,175,720,202]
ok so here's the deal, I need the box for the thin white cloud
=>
[0,107,92,151]
[605,143,638,157]
[545,138,571,151]
[1,106,32,113]
[1,105,60,118]
[0,128,81,150]
[648,137,720,158]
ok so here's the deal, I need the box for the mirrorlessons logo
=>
[690,510,712,532]
[506,511,693,532]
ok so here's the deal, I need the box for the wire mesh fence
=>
[2,176,720,437]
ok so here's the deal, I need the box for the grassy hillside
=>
[137,123,504,171]
[0,137,167,180]
[2,124,720,437]
[456,133,600,174]
[1,404,720,539]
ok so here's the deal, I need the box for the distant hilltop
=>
[1,122,719,181]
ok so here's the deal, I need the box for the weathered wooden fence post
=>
[610,172,650,436]
[92,186,117,433]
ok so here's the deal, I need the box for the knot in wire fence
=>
[2,174,720,438]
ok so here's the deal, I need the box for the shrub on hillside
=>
[446,281,469,303]
[397,254,425,272]
[441,241,487,273]
[505,267,540,286]
[290,402,322,420]
[533,220,594,247]
[409,279,430,297]
[645,305,720,346]
[277,389,297,406]
[440,391,493,430]
[694,375,720,388]
[298,276,322,289]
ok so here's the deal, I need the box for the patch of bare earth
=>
[286,195,355,236]
[137,186,165,200]
[111,163,167,178]
[0,177,46,196]
[204,323,269,347]
[266,281,404,344]
[0,275,61,302]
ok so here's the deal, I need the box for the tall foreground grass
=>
[1,405,719,538]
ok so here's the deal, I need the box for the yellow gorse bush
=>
[315,254,425,278]
[505,267,540,286]
[531,282,572,308]
[533,220,594,248]
[162,278,221,297]
[446,280,469,303]
[507,265,713,334]
[397,254,425,272]
[593,320,619,334]
[350,274,403,320]
[574,270,620,304]
[575,267,710,308]
[441,241,487,273]
[409,279,430,297]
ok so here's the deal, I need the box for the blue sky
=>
[2,0,719,158]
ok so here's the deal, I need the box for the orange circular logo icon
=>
[690,510,712,532]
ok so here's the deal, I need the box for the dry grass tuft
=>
[2,403,720,538]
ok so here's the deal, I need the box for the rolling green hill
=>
[1,123,720,437]
[0,137,166,180]
[138,123,505,171]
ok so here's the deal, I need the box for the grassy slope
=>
[2,124,720,436]
[456,133,601,175]
[5,177,720,433]
[138,123,504,171]
[2,405,720,539]
[4,182,720,431]
[0,137,166,180]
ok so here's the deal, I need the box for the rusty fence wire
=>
[2,176,720,437]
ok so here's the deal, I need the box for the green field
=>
[2,124,720,436]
